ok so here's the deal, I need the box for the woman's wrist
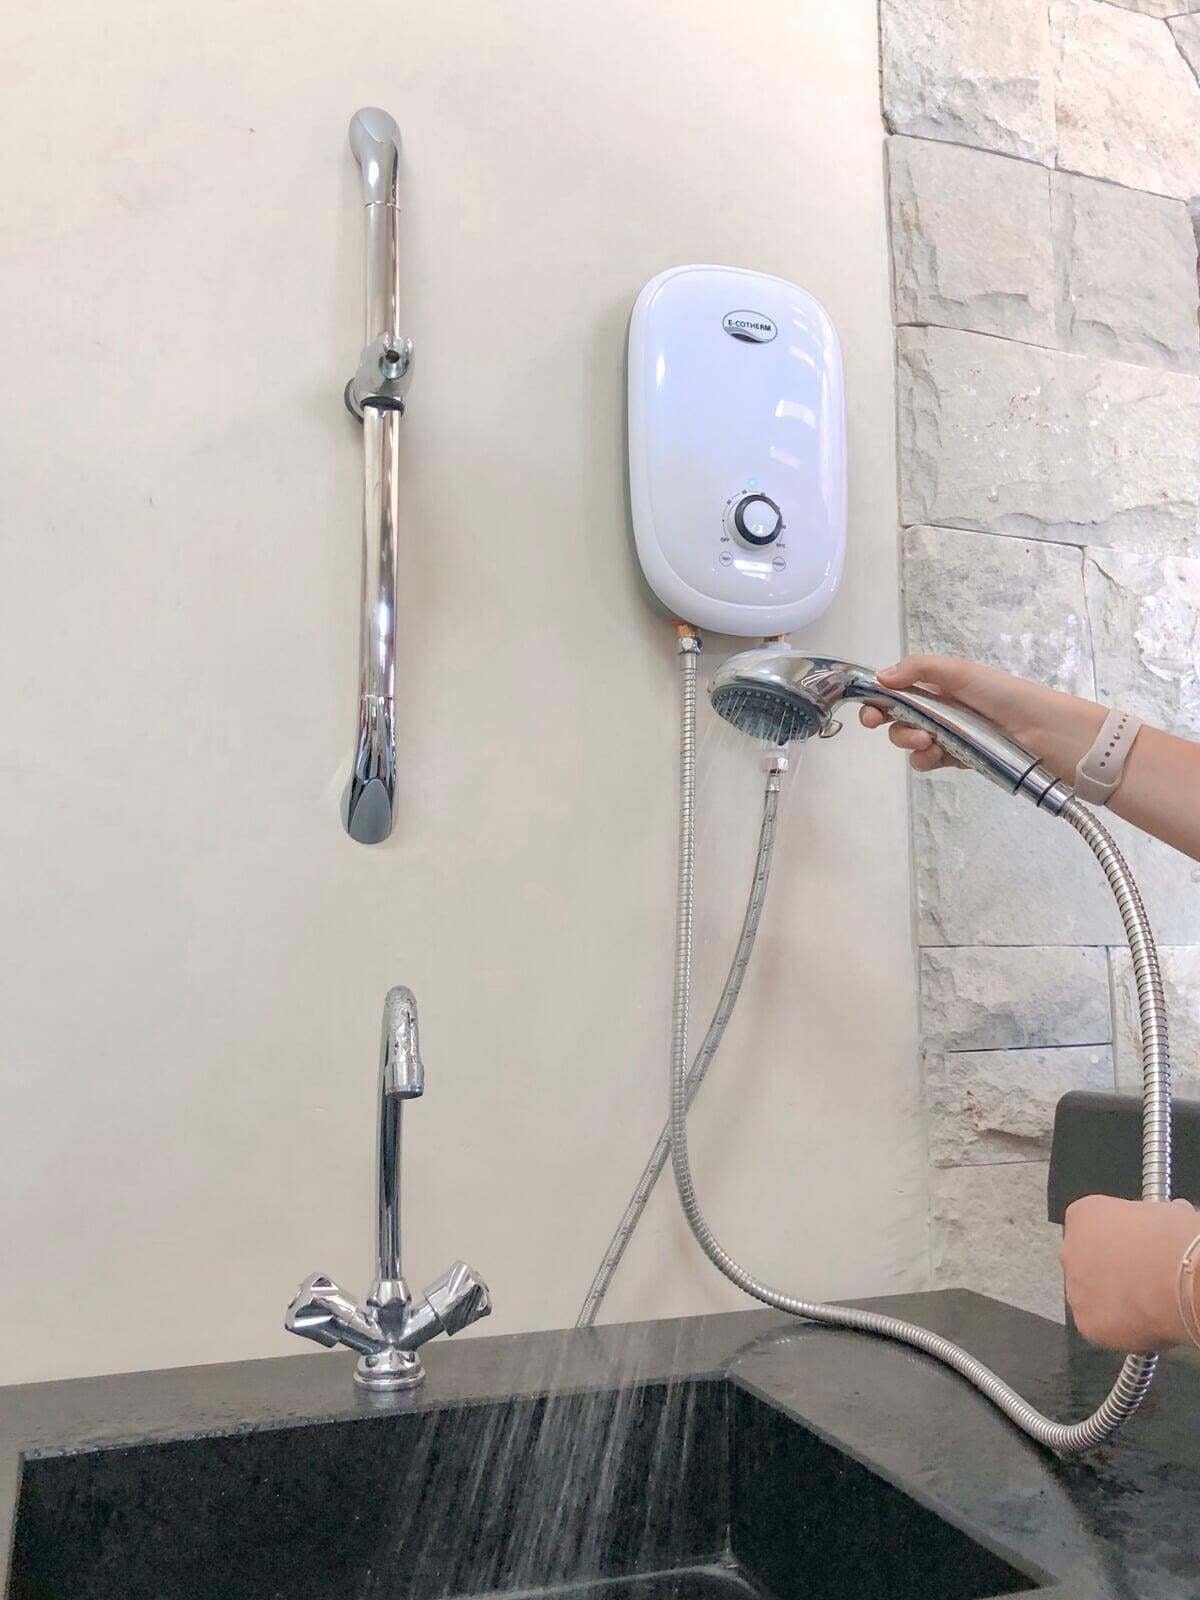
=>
[1175,1230,1200,1349]
[1152,1206,1200,1348]
[1023,691,1107,785]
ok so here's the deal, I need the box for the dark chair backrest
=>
[1048,1091,1200,1223]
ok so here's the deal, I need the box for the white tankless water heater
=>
[628,265,847,637]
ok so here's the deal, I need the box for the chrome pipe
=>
[577,759,784,1327]
[373,985,424,1310]
[363,202,402,336]
[345,408,401,845]
[343,108,412,845]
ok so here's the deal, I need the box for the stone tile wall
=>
[881,0,1200,1317]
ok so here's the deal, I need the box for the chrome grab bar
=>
[342,108,413,845]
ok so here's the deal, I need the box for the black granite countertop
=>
[2,1290,1198,1599]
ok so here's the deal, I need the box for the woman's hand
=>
[1061,1196,1200,1352]
[859,655,1105,781]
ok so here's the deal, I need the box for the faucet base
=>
[354,1347,425,1391]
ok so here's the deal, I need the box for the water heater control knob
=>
[728,493,783,547]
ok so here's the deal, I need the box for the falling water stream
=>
[358,1324,721,1600]
[360,695,795,1600]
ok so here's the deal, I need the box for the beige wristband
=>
[1074,708,1143,807]
[1176,1230,1200,1349]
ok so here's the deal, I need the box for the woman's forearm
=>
[1025,691,1200,861]
[1106,725,1200,862]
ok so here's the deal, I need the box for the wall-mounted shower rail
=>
[343,108,413,844]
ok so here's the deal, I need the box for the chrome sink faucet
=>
[285,987,491,1389]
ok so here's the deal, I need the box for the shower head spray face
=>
[709,649,862,743]
[709,684,824,745]
[709,644,1073,813]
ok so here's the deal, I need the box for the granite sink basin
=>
[8,1371,1038,1600]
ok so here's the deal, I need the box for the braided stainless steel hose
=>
[666,640,1171,1456]
[577,735,783,1327]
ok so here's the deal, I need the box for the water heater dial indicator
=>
[729,493,783,547]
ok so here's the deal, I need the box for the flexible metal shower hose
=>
[664,639,1171,1456]
[577,771,783,1328]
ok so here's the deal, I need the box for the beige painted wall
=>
[0,0,921,1384]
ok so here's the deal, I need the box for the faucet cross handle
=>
[285,1274,388,1359]
[393,1262,492,1350]
[285,1264,491,1391]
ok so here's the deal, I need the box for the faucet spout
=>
[381,984,424,1098]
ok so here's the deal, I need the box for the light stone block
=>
[1052,0,1200,199]
[930,1163,1063,1322]
[912,771,1200,947]
[927,1045,1113,1167]
[920,946,1111,1052]
[1172,16,1200,82]
[1108,0,1200,14]
[880,0,1056,162]
[1084,549,1200,739]
[898,326,1200,553]
[1111,946,1200,1101]
[1052,173,1200,371]
[903,525,1094,697]
[887,137,1054,344]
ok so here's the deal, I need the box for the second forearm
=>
[1107,726,1200,863]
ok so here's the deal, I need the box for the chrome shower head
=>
[710,644,1072,813]
[710,649,867,744]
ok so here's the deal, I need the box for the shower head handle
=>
[842,672,1037,788]
[838,668,1072,812]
